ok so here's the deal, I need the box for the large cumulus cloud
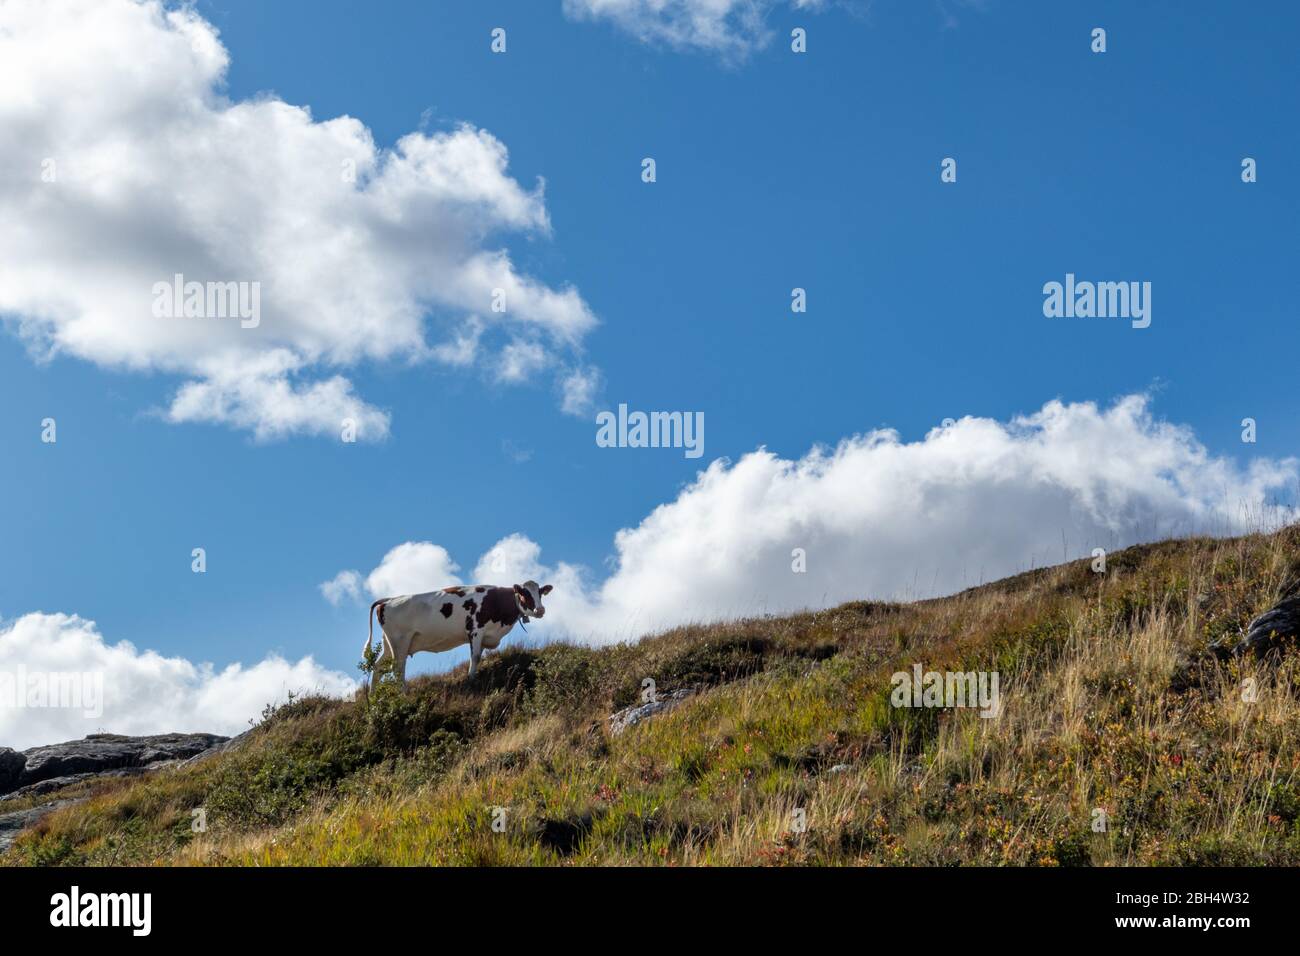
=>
[328,395,1298,643]
[0,0,598,441]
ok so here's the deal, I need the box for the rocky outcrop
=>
[608,689,697,735]
[0,748,25,792]
[179,729,251,767]
[4,766,175,801]
[0,732,228,798]
[0,798,83,854]
[1211,595,1300,658]
[0,732,229,855]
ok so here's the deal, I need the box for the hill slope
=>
[6,528,1300,866]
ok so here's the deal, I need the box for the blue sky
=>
[1,0,1297,737]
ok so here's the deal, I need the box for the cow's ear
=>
[513,584,523,595]
[540,584,553,596]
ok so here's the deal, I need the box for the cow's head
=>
[513,580,552,620]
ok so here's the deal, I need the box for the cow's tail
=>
[365,599,388,662]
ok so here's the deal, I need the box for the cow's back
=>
[382,589,474,652]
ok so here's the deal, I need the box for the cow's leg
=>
[468,630,484,679]
[374,632,411,690]
[393,634,410,687]
[371,633,392,691]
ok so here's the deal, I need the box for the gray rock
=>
[180,729,252,768]
[1,732,227,796]
[2,766,165,800]
[0,798,83,855]
[1211,595,1300,658]
[0,748,25,792]
[0,731,228,855]
[608,689,696,735]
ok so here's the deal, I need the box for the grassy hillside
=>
[7,528,1300,866]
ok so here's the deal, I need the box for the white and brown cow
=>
[364,580,552,687]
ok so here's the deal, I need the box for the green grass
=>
[7,526,1300,866]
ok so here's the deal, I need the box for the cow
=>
[364,580,552,688]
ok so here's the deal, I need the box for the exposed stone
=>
[0,748,25,792]
[1211,595,1300,658]
[2,765,174,800]
[0,732,229,854]
[0,798,83,855]
[608,689,697,735]
[179,729,252,767]
[1,732,227,797]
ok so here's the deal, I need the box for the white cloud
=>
[559,365,603,417]
[0,0,597,441]
[430,318,483,368]
[500,339,549,383]
[473,533,550,582]
[364,542,462,598]
[563,0,826,58]
[319,570,363,607]
[321,542,463,606]
[330,395,1298,644]
[0,613,356,750]
[165,352,392,442]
